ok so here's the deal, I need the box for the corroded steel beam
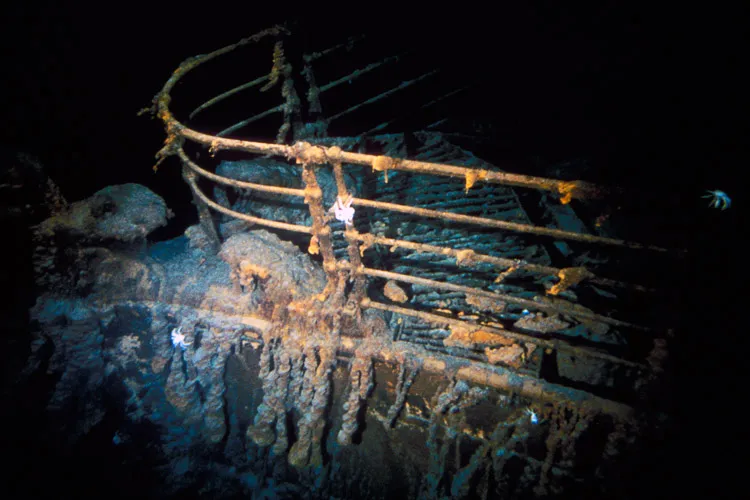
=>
[362,86,470,136]
[190,74,270,120]
[303,35,366,64]
[330,160,367,302]
[182,167,221,252]
[341,262,650,331]
[300,163,339,295]
[179,148,307,198]
[182,163,312,235]
[326,70,438,122]
[318,54,403,93]
[336,334,634,420]
[361,298,646,369]
[350,232,654,292]
[218,104,285,138]
[349,196,667,251]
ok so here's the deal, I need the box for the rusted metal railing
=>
[147,28,674,414]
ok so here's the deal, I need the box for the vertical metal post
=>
[301,164,339,299]
[181,164,221,253]
[331,160,368,305]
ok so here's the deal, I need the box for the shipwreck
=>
[21,26,680,498]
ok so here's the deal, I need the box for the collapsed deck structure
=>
[26,26,680,498]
